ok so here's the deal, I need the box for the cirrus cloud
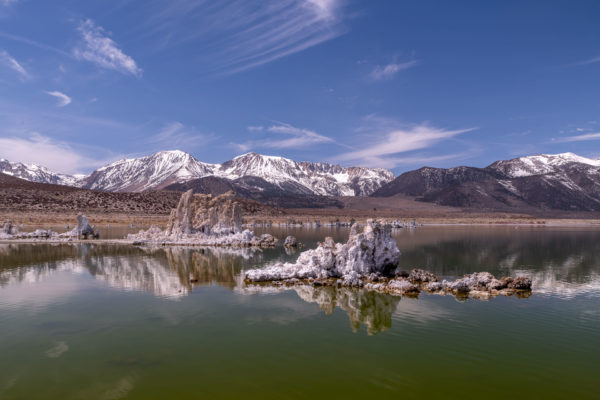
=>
[0,49,30,80]
[233,121,334,152]
[369,60,418,81]
[73,19,142,77]
[553,132,600,142]
[45,90,71,107]
[334,117,476,168]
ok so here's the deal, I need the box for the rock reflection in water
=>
[295,286,400,335]
[84,246,260,298]
[239,284,400,335]
[0,244,262,298]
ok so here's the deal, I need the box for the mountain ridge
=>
[0,150,394,197]
[371,152,600,212]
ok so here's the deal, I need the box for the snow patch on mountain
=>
[489,152,600,178]
[83,150,219,192]
[0,159,83,187]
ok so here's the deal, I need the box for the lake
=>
[1,226,599,399]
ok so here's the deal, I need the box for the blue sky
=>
[0,0,599,175]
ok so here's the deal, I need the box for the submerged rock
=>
[129,190,276,247]
[283,235,298,247]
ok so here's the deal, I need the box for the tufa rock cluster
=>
[129,190,276,247]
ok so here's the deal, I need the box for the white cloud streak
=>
[266,122,334,147]
[0,49,30,80]
[148,121,210,149]
[370,60,418,81]
[235,122,334,151]
[568,56,600,67]
[138,0,346,76]
[335,121,475,168]
[45,90,72,107]
[73,19,142,77]
[554,132,600,142]
[0,133,114,174]
[0,31,70,57]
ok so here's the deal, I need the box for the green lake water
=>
[0,226,599,399]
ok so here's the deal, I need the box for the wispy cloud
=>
[266,122,334,147]
[234,122,334,151]
[369,60,418,81]
[0,49,30,80]
[73,19,142,77]
[0,133,116,174]
[148,121,212,150]
[0,0,18,6]
[553,132,600,142]
[45,90,71,107]
[138,0,346,76]
[335,117,475,168]
[568,56,600,67]
[0,31,70,57]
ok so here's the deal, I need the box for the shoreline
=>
[3,209,600,229]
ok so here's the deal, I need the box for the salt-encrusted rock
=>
[387,279,419,294]
[446,272,532,294]
[76,214,96,236]
[2,221,18,235]
[508,276,532,290]
[129,190,276,247]
[425,281,444,292]
[488,278,506,290]
[245,220,400,282]
[408,268,438,283]
[283,236,298,247]
[450,280,471,293]
[57,214,97,238]
[166,190,243,236]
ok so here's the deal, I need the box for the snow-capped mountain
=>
[488,152,600,178]
[82,150,218,192]
[0,159,84,187]
[219,152,394,196]
[81,151,394,195]
[372,152,600,212]
[2,150,394,196]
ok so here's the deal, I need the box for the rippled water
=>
[0,226,599,399]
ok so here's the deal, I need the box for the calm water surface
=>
[1,226,599,399]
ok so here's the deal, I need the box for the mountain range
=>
[0,151,394,197]
[372,152,600,212]
[3,151,600,212]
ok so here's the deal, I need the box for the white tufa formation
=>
[245,220,400,285]
[128,190,276,247]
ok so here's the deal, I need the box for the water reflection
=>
[293,286,400,335]
[0,244,261,298]
[1,226,600,334]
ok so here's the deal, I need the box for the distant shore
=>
[3,209,600,230]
